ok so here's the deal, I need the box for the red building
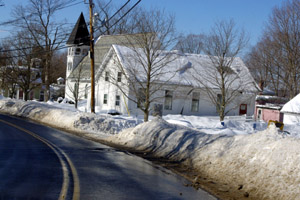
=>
[255,95,288,122]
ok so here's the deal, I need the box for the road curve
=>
[0,114,216,200]
[0,118,79,200]
[0,118,64,199]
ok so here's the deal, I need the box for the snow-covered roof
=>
[69,33,153,80]
[110,45,258,92]
[3,65,41,72]
[281,93,300,114]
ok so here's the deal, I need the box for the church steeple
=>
[66,13,90,78]
[66,12,90,46]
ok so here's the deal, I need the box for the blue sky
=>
[0,0,284,47]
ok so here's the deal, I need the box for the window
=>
[82,49,88,55]
[115,95,120,106]
[19,90,23,100]
[105,72,109,82]
[40,91,44,101]
[84,84,88,99]
[103,94,108,104]
[117,72,122,82]
[164,90,173,110]
[67,62,72,70]
[71,48,75,55]
[191,92,200,112]
[137,88,145,108]
[75,48,81,55]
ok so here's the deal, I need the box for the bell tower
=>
[66,12,90,78]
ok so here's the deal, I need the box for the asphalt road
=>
[0,114,216,200]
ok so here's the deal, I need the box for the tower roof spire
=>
[66,12,90,46]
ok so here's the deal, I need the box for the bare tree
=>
[192,19,249,121]
[246,37,272,92]
[0,42,13,96]
[246,35,287,96]
[0,50,19,98]
[264,0,300,98]
[12,0,70,101]
[174,34,205,54]
[4,32,43,101]
[50,50,67,83]
[247,0,300,99]
[102,8,178,121]
[0,67,19,98]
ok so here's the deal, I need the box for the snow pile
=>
[163,114,267,135]
[281,93,300,124]
[193,125,300,200]
[0,99,139,135]
[108,118,300,199]
[1,98,300,199]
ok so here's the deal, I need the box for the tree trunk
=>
[219,108,225,121]
[24,91,29,101]
[75,100,78,109]
[144,109,149,122]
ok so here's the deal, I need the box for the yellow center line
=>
[0,119,80,200]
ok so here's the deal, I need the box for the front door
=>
[239,104,247,115]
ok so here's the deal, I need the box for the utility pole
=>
[89,0,95,113]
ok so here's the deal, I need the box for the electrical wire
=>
[95,0,141,38]
[106,0,130,24]
[0,45,69,60]
[0,0,142,59]
[94,0,130,32]
[0,0,83,27]
[107,0,141,31]
[0,35,71,53]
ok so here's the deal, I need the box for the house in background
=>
[255,95,287,123]
[50,77,65,100]
[92,44,259,117]
[0,59,45,101]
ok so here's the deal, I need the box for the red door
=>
[19,90,23,100]
[239,104,247,115]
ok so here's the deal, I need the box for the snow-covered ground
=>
[1,96,300,199]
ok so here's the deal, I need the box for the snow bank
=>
[1,98,300,199]
[163,114,267,135]
[108,118,300,199]
[0,99,139,136]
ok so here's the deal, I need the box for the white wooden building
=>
[92,45,259,117]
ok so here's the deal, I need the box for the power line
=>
[0,0,83,27]
[0,0,143,59]
[106,0,130,24]
[107,0,141,31]
[95,0,141,38]
[94,0,131,33]
[0,45,68,60]
[0,35,71,53]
